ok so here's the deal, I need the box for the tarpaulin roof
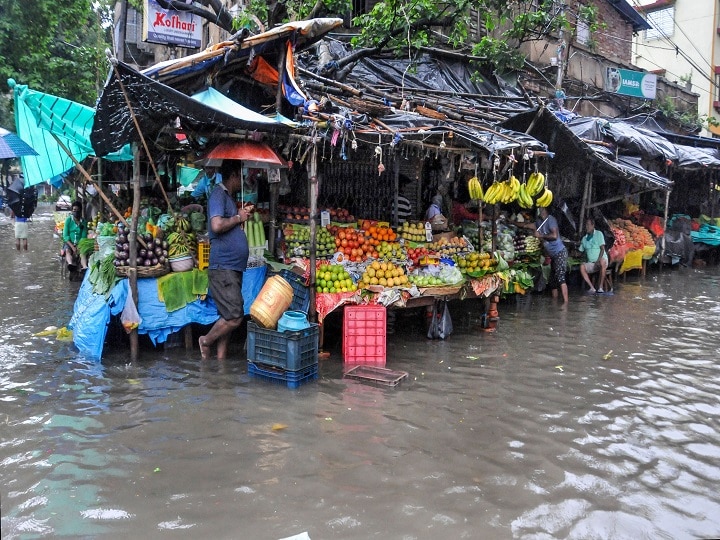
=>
[502,108,672,190]
[191,87,280,125]
[300,40,535,123]
[294,41,547,155]
[142,18,344,91]
[91,61,290,157]
[10,79,133,187]
[367,112,547,154]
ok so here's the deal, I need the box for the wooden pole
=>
[579,170,592,237]
[109,60,173,212]
[268,44,287,258]
[50,133,148,249]
[661,187,671,263]
[392,153,400,228]
[129,146,141,361]
[308,142,319,324]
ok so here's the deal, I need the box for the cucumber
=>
[246,221,256,247]
[257,221,266,246]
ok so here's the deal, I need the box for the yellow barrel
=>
[250,275,293,328]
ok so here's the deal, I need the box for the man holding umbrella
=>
[198,160,252,360]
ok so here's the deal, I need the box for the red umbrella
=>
[201,140,287,169]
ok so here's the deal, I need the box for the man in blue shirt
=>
[535,206,568,304]
[198,161,251,360]
[578,217,608,293]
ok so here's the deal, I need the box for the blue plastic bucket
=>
[277,310,310,333]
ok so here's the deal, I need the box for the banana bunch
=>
[175,215,193,233]
[467,176,484,201]
[483,176,520,205]
[536,188,554,207]
[483,182,502,205]
[517,183,534,209]
[527,172,546,197]
[166,230,197,258]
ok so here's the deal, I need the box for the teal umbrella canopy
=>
[0,126,38,159]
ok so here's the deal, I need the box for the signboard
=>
[605,67,657,99]
[143,0,202,49]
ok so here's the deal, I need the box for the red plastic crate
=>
[343,305,386,365]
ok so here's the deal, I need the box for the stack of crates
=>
[247,321,319,388]
[343,305,387,366]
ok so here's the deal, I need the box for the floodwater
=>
[1,205,720,540]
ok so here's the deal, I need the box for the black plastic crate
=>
[246,321,319,371]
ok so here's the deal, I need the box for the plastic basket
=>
[246,321,319,371]
[248,360,318,389]
[197,241,209,270]
[343,305,386,365]
[279,269,311,314]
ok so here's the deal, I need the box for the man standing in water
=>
[198,161,251,360]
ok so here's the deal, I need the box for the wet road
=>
[1,205,720,539]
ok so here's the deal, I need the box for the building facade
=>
[632,0,719,136]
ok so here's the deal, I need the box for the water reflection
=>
[1,208,720,538]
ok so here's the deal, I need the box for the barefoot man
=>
[199,161,251,360]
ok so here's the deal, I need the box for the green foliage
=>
[0,0,113,120]
[656,96,709,133]
[349,0,574,73]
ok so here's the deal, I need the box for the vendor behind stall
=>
[451,181,480,225]
[239,168,260,204]
[191,166,222,201]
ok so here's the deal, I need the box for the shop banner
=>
[143,0,202,49]
[605,67,657,99]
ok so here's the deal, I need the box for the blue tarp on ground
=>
[69,265,267,359]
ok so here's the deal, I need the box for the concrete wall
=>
[632,0,718,136]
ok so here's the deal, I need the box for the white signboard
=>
[143,0,202,49]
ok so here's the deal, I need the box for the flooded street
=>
[2,205,720,539]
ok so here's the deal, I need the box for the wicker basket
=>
[116,263,170,279]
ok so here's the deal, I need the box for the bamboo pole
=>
[109,59,173,212]
[308,142,319,325]
[296,65,362,96]
[50,133,148,249]
[579,170,592,237]
[128,146,141,362]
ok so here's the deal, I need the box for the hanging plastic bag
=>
[438,301,453,339]
[121,294,141,334]
[427,301,440,340]
[427,300,453,340]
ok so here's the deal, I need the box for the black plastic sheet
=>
[91,62,288,157]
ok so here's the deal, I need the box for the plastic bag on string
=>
[427,300,453,340]
[121,294,141,334]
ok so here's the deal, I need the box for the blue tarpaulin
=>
[69,265,268,359]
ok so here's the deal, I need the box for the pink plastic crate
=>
[343,305,386,365]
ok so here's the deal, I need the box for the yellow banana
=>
[527,172,545,197]
[468,176,483,201]
[536,188,553,207]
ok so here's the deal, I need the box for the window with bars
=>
[645,6,674,41]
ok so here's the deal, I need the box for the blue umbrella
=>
[0,126,38,159]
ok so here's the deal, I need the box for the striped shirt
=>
[393,195,412,224]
